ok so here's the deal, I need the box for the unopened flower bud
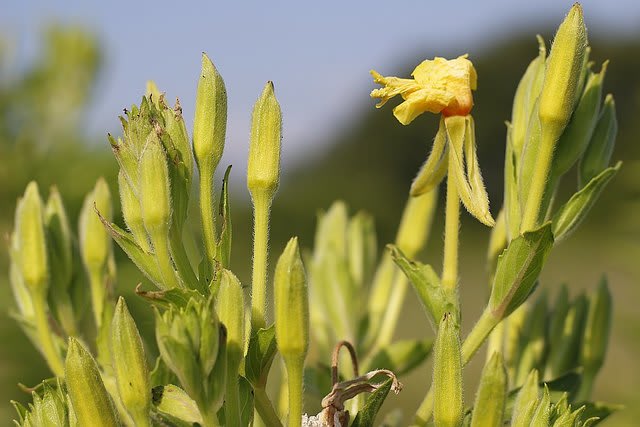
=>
[539,4,588,137]
[216,270,245,369]
[45,187,73,287]
[118,169,150,252]
[395,190,437,259]
[65,337,119,427]
[163,98,193,181]
[470,352,507,427]
[511,369,539,426]
[14,182,49,293]
[275,237,309,360]
[433,312,463,427]
[529,386,551,426]
[139,134,172,234]
[193,53,227,173]
[247,81,282,199]
[553,61,607,177]
[347,211,377,289]
[79,178,112,273]
[111,297,151,424]
[579,94,617,186]
[547,294,588,378]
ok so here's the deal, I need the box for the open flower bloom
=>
[370,55,477,124]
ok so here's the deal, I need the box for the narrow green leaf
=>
[489,223,554,318]
[351,378,393,427]
[552,162,620,242]
[245,325,277,389]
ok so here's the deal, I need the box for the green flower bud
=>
[216,269,245,369]
[515,292,548,386]
[347,211,377,289]
[539,4,588,137]
[547,294,588,378]
[79,178,112,274]
[193,53,227,173]
[45,187,73,288]
[65,337,119,427]
[248,81,282,199]
[552,62,607,177]
[111,297,151,424]
[395,190,437,259]
[275,237,309,360]
[14,182,49,293]
[118,169,150,252]
[139,134,172,234]
[470,352,507,427]
[511,369,540,426]
[530,386,551,427]
[580,277,612,372]
[511,36,546,158]
[579,94,617,187]
[433,312,463,427]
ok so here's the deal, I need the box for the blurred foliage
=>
[0,23,639,424]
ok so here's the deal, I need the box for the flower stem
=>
[521,129,555,232]
[199,166,218,266]
[251,192,271,330]
[284,357,304,427]
[254,387,284,427]
[442,155,460,292]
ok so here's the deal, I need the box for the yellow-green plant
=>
[8,4,622,427]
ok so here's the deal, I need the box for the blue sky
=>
[4,1,640,183]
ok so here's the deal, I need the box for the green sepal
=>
[410,117,448,196]
[245,325,277,389]
[351,378,394,427]
[367,339,434,376]
[552,162,621,242]
[489,223,554,319]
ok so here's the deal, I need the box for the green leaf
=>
[135,284,203,310]
[552,162,621,242]
[489,223,554,318]
[351,378,393,427]
[368,339,433,376]
[216,165,233,268]
[389,245,450,330]
[152,384,202,426]
[245,325,277,389]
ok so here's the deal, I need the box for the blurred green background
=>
[1,13,639,426]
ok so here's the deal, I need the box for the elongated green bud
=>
[579,94,617,186]
[45,187,73,287]
[111,297,151,424]
[539,4,588,136]
[79,177,112,273]
[516,292,548,386]
[193,53,227,173]
[511,369,540,426]
[14,182,49,293]
[118,169,150,251]
[139,134,172,234]
[248,81,282,199]
[395,190,437,258]
[434,312,463,427]
[164,98,194,181]
[275,237,309,359]
[217,270,245,368]
[470,352,507,427]
[65,337,118,427]
[347,211,377,289]
[580,278,612,372]
[548,294,588,378]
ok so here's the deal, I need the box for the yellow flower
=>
[370,55,477,124]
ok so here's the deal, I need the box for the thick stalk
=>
[521,129,555,232]
[251,192,271,330]
[32,294,64,377]
[254,387,284,427]
[199,167,217,265]
[442,159,460,292]
[284,358,304,427]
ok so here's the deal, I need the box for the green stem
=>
[32,294,64,377]
[362,253,395,351]
[254,387,284,427]
[442,157,460,292]
[224,371,241,427]
[169,224,199,289]
[89,269,106,328]
[251,192,271,330]
[521,129,555,232]
[284,357,304,427]
[413,309,498,426]
[373,273,408,351]
[199,166,217,265]
[575,369,596,402]
[150,231,181,289]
